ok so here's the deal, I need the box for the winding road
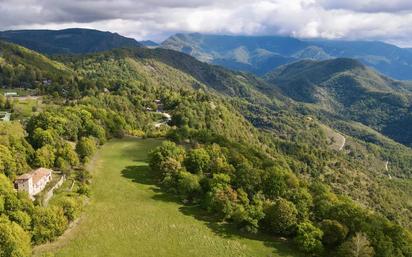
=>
[338,136,346,151]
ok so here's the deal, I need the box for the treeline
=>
[149,134,412,257]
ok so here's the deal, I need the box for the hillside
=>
[1,41,412,257]
[264,58,412,148]
[0,40,73,88]
[0,28,142,54]
[60,47,412,217]
[161,33,412,80]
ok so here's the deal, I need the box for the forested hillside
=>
[264,58,412,148]
[0,41,412,257]
[0,28,142,55]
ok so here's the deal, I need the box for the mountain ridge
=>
[0,28,142,54]
[264,58,412,147]
[161,33,412,80]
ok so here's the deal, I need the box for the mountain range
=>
[1,28,411,149]
[1,29,412,256]
[162,33,412,80]
[0,28,142,54]
[264,58,412,147]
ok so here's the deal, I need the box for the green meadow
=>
[34,138,302,257]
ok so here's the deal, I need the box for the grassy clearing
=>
[11,98,44,120]
[34,137,302,257]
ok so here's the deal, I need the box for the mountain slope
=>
[0,40,73,87]
[162,33,412,80]
[0,28,141,54]
[265,58,412,147]
[139,40,159,47]
[1,41,412,255]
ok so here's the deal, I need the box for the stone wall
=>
[42,175,65,206]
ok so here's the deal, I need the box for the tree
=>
[206,144,234,174]
[0,219,31,257]
[295,222,324,255]
[56,197,81,222]
[184,148,211,174]
[31,206,68,244]
[34,144,55,168]
[149,141,185,173]
[233,161,263,196]
[262,166,297,199]
[321,219,348,247]
[0,145,17,178]
[232,193,265,234]
[30,128,58,149]
[8,210,31,231]
[159,157,182,176]
[75,137,97,162]
[177,171,201,199]
[285,187,313,221]
[204,174,238,219]
[263,198,298,236]
[56,142,79,167]
[338,232,375,257]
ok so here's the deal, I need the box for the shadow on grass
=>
[121,165,155,186]
[121,165,302,257]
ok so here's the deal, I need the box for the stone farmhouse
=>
[14,168,52,197]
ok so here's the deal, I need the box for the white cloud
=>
[1,0,412,46]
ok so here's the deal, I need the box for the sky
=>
[1,0,412,46]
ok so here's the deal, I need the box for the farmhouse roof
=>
[16,168,52,183]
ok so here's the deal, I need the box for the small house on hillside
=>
[14,168,52,197]
[42,79,52,85]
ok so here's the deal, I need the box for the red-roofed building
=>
[14,168,52,197]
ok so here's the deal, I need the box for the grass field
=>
[34,138,302,257]
[11,98,44,120]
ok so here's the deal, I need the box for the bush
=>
[77,183,91,197]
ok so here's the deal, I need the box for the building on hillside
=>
[42,79,52,85]
[14,168,52,197]
[4,92,17,97]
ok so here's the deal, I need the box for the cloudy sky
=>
[1,0,412,46]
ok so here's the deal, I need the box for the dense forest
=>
[0,40,412,257]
